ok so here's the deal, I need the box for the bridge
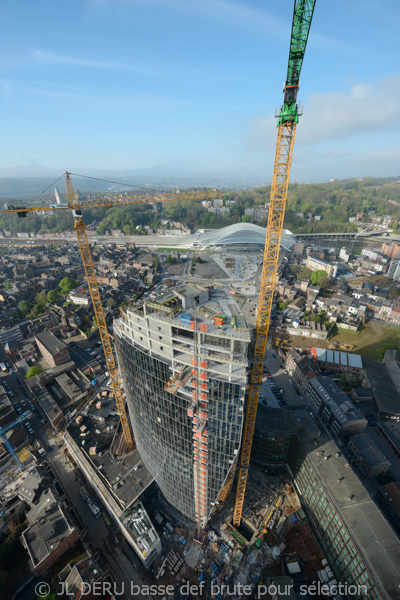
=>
[299,227,393,240]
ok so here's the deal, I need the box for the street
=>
[1,348,149,600]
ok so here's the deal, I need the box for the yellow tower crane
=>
[232,0,316,527]
[4,173,220,453]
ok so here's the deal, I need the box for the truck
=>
[87,500,101,518]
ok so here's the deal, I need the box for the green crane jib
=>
[278,0,316,126]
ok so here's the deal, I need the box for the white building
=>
[339,247,350,262]
[69,292,90,306]
[387,259,400,280]
[361,248,379,260]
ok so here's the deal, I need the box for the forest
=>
[1,176,400,236]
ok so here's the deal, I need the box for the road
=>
[263,345,305,408]
[1,350,149,600]
[36,427,149,599]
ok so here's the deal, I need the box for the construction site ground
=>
[146,468,328,599]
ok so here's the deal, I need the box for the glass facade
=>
[251,429,294,468]
[290,442,383,600]
[116,333,243,524]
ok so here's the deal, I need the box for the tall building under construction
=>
[114,284,250,527]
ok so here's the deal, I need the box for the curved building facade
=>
[192,223,295,251]
[114,284,250,526]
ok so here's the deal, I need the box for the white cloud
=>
[242,74,400,152]
[31,48,205,84]
[88,0,288,35]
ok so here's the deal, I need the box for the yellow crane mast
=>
[5,173,220,452]
[233,0,316,527]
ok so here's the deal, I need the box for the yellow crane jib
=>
[232,0,316,528]
[4,172,219,453]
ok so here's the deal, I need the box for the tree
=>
[47,289,59,303]
[166,255,173,264]
[35,292,48,306]
[92,316,98,328]
[388,287,400,301]
[59,277,79,294]
[106,298,115,307]
[25,366,43,379]
[298,266,312,280]
[3,281,11,290]
[310,269,328,286]
[278,301,288,311]
[18,300,32,316]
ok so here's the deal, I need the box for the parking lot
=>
[262,345,305,409]
[67,342,102,373]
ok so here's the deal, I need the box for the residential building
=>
[382,242,400,260]
[361,248,380,260]
[287,319,331,340]
[69,291,90,306]
[387,259,400,280]
[376,482,400,536]
[286,349,319,393]
[114,284,250,527]
[339,247,351,262]
[307,377,367,436]
[58,555,104,600]
[21,488,79,578]
[244,207,269,222]
[347,433,390,479]
[306,255,338,278]
[309,347,363,375]
[0,325,23,347]
[35,331,70,367]
[293,240,305,255]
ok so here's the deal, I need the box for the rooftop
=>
[350,433,390,467]
[313,347,363,369]
[310,376,366,426]
[129,284,251,343]
[364,359,400,416]
[121,502,160,561]
[22,488,75,567]
[67,396,153,509]
[302,434,400,600]
[35,331,67,355]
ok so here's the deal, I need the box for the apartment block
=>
[306,255,338,278]
[382,242,400,260]
[307,377,367,437]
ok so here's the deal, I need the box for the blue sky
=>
[1,0,399,182]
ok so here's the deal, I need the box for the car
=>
[272,354,276,358]
[28,428,34,434]
[24,421,30,427]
